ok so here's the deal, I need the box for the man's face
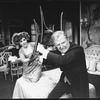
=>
[54,34,70,54]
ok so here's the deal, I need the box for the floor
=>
[0,72,18,99]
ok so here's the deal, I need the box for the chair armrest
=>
[88,70,100,75]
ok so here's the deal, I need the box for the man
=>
[37,31,89,98]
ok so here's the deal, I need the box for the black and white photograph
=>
[0,0,100,98]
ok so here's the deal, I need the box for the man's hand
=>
[37,43,46,54]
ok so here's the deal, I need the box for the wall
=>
[0,0,80,46]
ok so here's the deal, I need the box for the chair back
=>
[0,52,12,80]
[0,53,2,65]
[10,60,23,81]
[84,45,100,61]
[2,52,12,65]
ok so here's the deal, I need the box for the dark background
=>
[0,0,80,45]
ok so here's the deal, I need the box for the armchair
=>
[84,45,100,98]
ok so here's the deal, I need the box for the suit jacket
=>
[43,42,89,98]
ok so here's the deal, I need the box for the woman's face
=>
[20,38,28,48]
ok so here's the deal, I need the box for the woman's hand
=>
[28,53,32,59]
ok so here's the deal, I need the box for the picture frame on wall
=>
[80,1,100,49]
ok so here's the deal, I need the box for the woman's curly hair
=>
[12,32,30,46]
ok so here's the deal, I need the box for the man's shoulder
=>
[70,42,83,50]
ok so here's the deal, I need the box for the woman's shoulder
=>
[29,42,35,47]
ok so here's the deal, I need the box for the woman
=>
[12,32,42,82]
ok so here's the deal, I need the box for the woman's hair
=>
[12,32,30,46]
[51,30,67,44]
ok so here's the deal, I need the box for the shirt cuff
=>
[43,50,49,59]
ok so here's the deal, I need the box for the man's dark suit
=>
[43,42,89,98]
